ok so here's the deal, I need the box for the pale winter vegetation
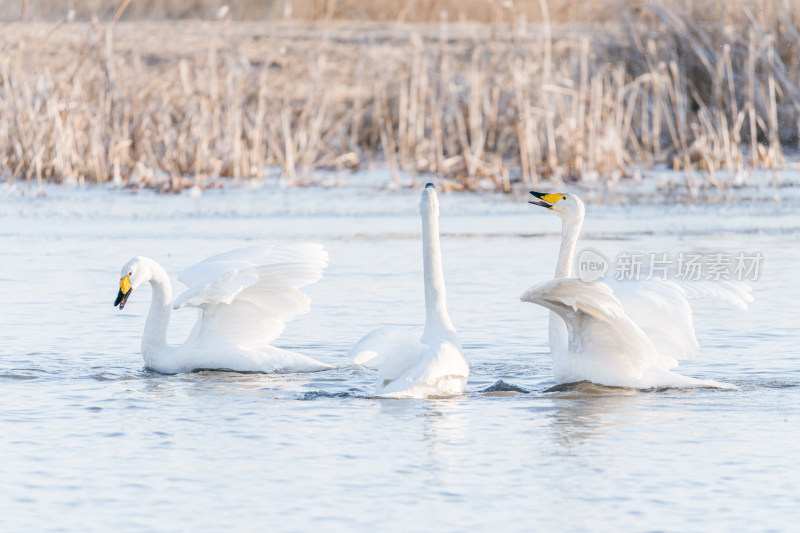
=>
[0,0,798,192]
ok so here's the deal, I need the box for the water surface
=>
[1,179,798,531]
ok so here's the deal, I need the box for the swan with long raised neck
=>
[349,183,469,398]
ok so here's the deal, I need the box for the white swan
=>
[349,183,469,398]
[520,191,752,388]
[114,244,332,374]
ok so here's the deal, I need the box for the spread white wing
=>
[604,278,699,362]
[671,278,753,309]
[522,278,739,388]
[173,244,328,350]
[523,279,671,382]
[605,277,753,362]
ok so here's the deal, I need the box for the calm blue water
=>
[1,180,798,532]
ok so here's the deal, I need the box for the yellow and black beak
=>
[114,275,132,310]
[529,191,565,209]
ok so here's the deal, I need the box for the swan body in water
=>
[521,192,752,389]
[349,183,469,398]
[114,244,332,374]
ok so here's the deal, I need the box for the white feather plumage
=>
[349,185,469,398]
[115,244,331,374]
[522,192,750,388]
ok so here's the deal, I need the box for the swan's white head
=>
[420,182,439,218]
[528,191,585,221]
[114,256,150,310]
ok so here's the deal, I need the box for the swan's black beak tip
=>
[425,182,435,189]
[528,190,558,209]
[114,288,132,310]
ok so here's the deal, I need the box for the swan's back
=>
[349,325,422,377]
[377,340,468,398]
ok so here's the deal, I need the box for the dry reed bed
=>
[1,4,799,192]
[0,0,625,25]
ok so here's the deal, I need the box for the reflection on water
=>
[420,400,470,468]
[1,185,799,531]
[546,389,640,451]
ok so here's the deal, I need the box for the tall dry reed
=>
[1,0,798,192]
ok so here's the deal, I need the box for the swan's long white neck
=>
[420,195,457,345]
[549,211,584,353]
[140,260,172,357]
[555,213,583,278]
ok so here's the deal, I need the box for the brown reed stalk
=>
[1,1,798,192]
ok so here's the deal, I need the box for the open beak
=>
[529,191,565,209]
[114,275,132,310]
